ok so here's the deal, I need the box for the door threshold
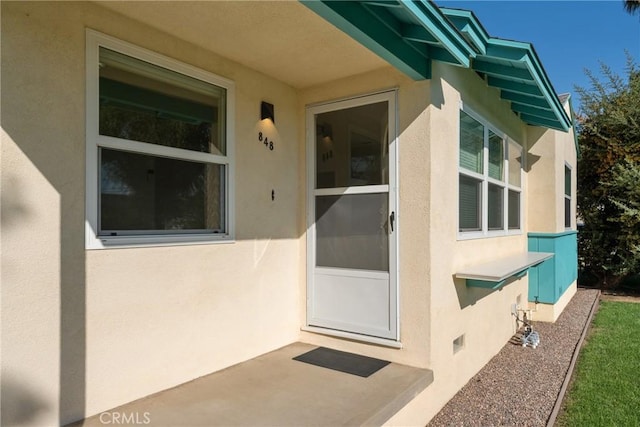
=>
[301,326,403,349]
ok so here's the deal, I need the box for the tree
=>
[624,0,640,15]
[576,56,640,288]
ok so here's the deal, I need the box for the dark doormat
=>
[293,347,391,377]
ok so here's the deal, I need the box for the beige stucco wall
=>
[387,61,532,426]
[297,60,547,426]
[525,99,578,323]
[2,2,579,426]
[2,2,302,424]
[562,101,578,231]
[527,99,577,233]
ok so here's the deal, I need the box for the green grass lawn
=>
[558,301,640,427]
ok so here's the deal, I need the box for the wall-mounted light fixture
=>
[317,123,332,140]
[261,101,275,123]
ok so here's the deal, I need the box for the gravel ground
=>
[428,288,600,427]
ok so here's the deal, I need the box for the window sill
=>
[457,229,523,241]
[86,233,235,250]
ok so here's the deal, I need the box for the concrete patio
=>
[72,342,433,426]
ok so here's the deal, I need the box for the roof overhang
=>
[300,0,475,80]
[441,8,571,132]
[301,1,571,132]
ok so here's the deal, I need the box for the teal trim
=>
[514,270,529,279]
[300,1,431,79]
[397,1,473,67]
[466,269,528,290]
[467,279,507,290]
[472,59,534,81]
[303,1,573,132]
[519,113,568,131]
[484,44,528,61]
[500,92,551,109]
[437,8,489,54]
[440,8,572,132]
[510,103,558,120]
[528,230,577,238]
[401,24,438,43]
[487,77,544,97]
[528,232,578,304]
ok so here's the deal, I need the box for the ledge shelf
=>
[455,252,554,290]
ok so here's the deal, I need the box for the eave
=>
[440,8,571,131]
[301,1,572,132]
[300,0,476,80]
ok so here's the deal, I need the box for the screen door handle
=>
[390,211,395,233]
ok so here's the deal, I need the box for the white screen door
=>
[306,91,398,340]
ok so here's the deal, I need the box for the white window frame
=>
[85,30,235,249]
[564,163,572,229]
[458,104,523,240]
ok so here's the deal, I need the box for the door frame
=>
[304,89,400,343]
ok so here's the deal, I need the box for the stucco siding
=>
[1,2,578,426]
[388,61,531,426]
[2,2,302,423]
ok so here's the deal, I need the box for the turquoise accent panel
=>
[528,232,578,304]
[467,279,506,290]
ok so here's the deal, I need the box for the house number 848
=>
[258,132,274,151]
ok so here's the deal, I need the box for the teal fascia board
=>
[438,8,488,55]
[398,1,474,67]
[490,39,571,131]
[495,51,570,130]
[500,91,551,109]
[519,113,568,131]
[510,103,558,120]
[487,76,544,97]
[440,6,571,132]
[304,1,572,133]
[300,1,431,80]
[472,59,535,81]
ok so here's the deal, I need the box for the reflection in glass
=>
[459,110,484,174]
[100,148,224,233]
[488,130,504,181]
[508,141,522,187]
[488,183,504,230]
[99,47,226,155]
[315,193,388,271]
[315,102,388,188]
[459,175,482,231]
[508,190,520,230]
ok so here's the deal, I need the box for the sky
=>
[436,0,640,111]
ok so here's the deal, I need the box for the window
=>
[86,30,234,248]
[458,109,522,238]
[564,165,572,228]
